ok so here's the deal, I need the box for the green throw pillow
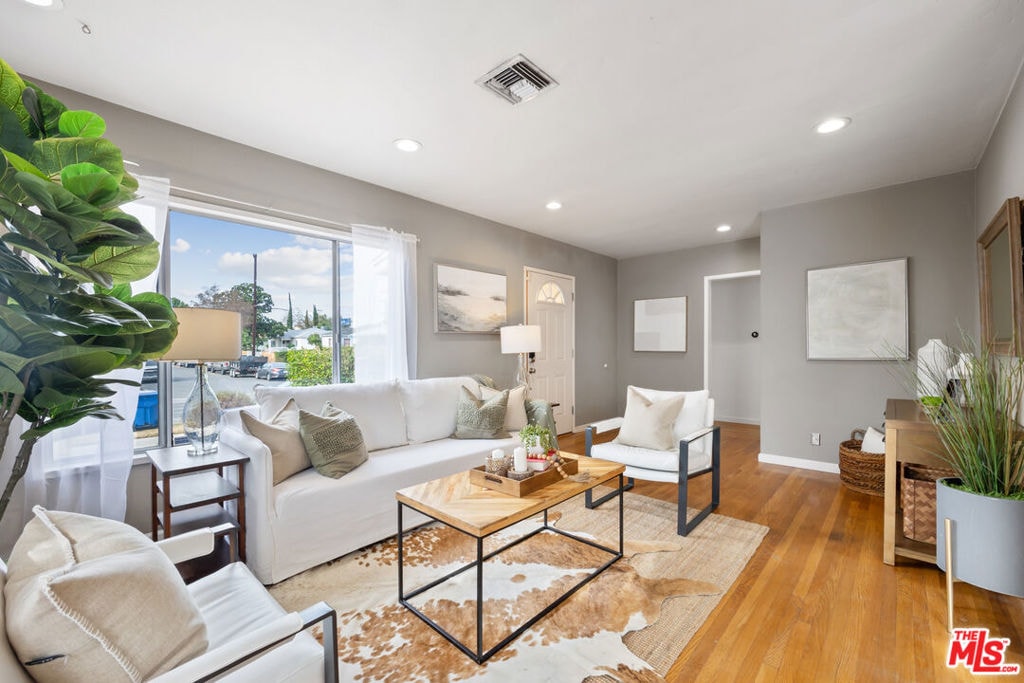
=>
[453,386,508,439]
[298,403,368,478]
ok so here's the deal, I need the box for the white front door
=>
[525,267,575,434]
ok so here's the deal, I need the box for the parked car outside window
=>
[141,361,158,384]
[255,362,289,381]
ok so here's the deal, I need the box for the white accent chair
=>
[583,389,720,536]
[0,524,339,683]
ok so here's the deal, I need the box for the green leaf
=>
[25,84,67,138]
[0,58,30,133]
[60,162,119,205]
[20,87,43,136]
[0,105,33,158]
[58,110,106,138]
[30,137,126,187]
[78,240,159,284]
[0,196,76,251]
[0,366,24,394]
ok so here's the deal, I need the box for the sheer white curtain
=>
[351,224,418,382]
[21,176,170,522]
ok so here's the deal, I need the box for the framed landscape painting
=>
[806,257,908,360]
[435,264,507,333]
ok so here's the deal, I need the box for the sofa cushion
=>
[240,399,310,484]
[255,380,406,452]
[630,386,710,442]
[615,386,684,450]
[399,376,479,443]
[454,386,508,439]
[481,384,528,432]
[298,405,369,478]
[4,507,207,683]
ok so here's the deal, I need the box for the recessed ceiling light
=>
[716,224,732,233]
[815,117,851,134]
[393,138,421,152]
[545,201,562,211]
[22,0,63,7]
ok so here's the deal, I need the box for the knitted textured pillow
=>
[298,403,368,478]
[453,386,508,439]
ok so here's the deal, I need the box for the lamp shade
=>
[500,325,542,354]
[161,308,242,362]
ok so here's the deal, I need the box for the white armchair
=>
[583,387,720,536]
[1,523,338,683]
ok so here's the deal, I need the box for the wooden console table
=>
[883,398,950,566]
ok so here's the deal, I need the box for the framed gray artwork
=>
[634,296,687,351]
[806,257,908,360]
[435,263,507,333]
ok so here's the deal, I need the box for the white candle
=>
[513,447,527,473]
[491,448,504,460]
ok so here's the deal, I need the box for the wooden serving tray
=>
[469,458,579,497]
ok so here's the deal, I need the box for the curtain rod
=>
[171,186,354,233]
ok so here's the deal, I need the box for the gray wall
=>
[976,62,1024,235]
[614,238,760,416]
[709,276,761,423]
[760,172,977,465]
[27,81,619,535]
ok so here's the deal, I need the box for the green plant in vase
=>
[903,332,1024,599]
[518,423,554,455]
[0,57,177,522]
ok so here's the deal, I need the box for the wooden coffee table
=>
[395,452,625,663]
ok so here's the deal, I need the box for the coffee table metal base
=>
[397,474,625,664]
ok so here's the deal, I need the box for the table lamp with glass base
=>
[500,324,542,391]
[161,308,242,455]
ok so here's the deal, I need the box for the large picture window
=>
[134,205,354,449]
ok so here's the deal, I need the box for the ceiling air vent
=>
[476,54,558,105]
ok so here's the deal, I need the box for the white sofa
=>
[221,376,527,585]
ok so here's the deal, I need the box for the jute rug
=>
[269,493,768,682]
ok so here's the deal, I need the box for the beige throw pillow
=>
[615,386,685,451]
[4,507,208,683]
[240,398,311,484]
[480,384,528,432]
[298,403,369,478]
[453,386,508,439]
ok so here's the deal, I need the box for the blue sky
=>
[168,211,353,324]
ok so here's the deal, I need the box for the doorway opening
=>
[703,270,761,424]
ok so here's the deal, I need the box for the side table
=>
[147,444,249,563]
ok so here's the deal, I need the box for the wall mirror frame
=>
[978,197,1023,355]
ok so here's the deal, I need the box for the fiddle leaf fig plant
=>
[0,57,177,522]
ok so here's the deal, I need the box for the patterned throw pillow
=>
[298,403,369,478]
[453,386,508,439]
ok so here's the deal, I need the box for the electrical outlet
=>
[810,432,821,446]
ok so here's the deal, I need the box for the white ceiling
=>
[3,1,1024,258]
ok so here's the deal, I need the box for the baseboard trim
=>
[717,416,759,425]
[758,452,840,474]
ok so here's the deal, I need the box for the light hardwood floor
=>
[559,422,1024,682]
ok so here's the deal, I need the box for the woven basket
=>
[901,463,956,544]
[838,439,884,496]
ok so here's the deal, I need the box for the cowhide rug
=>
[269,492,768,682]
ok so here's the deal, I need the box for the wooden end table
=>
[395,453,625,663]
[147,443,248,563]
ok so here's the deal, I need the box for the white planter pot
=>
[935,478,1024,598]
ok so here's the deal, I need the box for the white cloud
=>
[170,238,191,253]
[219,245,332,289]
